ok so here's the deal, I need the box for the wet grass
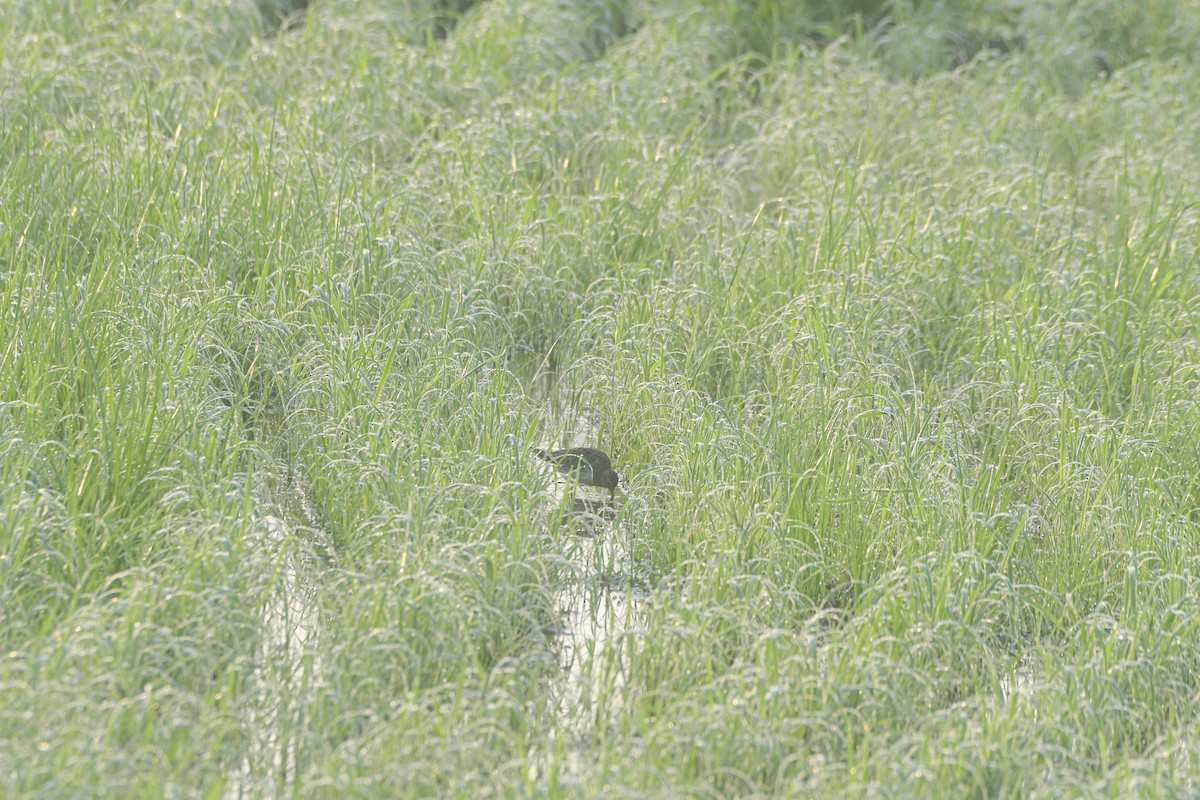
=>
[4,0,1200,796]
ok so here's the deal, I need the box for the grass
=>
[3,0,1200,796]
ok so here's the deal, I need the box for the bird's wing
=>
[552,450,590,470]
[576,448,612,470]
[540,447,613,471]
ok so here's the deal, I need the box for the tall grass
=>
[3,0,1200,796]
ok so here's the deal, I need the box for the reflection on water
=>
[554,495,618,534]
[544,489,648,780]
[231,471,328,798]
[556,535,644,726]
[514,351,649,779]
[998,667,1036,702]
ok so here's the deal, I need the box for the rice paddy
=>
[4,0,1200,796]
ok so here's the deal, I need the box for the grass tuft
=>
[4,0,1200,796]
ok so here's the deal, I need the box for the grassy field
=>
[4,0,1200,796]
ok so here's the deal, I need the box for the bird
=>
[533,446,621,500]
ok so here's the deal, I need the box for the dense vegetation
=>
[3,0,1200,796]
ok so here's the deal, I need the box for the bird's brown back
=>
[540,447,612,472]
[534,447,620,492]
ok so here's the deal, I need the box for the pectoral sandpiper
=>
[534,446,621,500]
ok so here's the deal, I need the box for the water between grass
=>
[543,492,648,780]
[233,415,645,790]
[523,357,650,777]
[232,467,330,796]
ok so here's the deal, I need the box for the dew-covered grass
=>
[4,0,1200,796]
